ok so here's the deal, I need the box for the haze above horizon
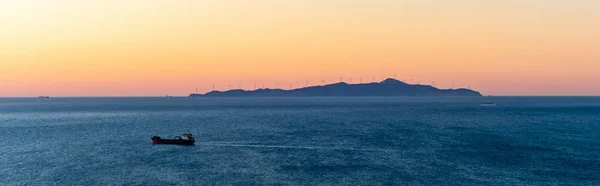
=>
[1,0,599,96]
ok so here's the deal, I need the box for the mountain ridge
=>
[189,78,482,97]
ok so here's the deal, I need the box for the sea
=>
[0,97,599,185]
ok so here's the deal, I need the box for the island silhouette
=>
[189,78,482,97]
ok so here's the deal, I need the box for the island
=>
[190,78,482,97]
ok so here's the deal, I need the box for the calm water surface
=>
[1,97,599,185]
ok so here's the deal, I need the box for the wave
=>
[199,142,398,152]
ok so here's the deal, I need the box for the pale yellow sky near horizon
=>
[1,0,599,96]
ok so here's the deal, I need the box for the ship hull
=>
[151,136,195,145]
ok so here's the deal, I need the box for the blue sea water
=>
[0,97,599,185]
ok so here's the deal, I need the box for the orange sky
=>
[1,0,599,96]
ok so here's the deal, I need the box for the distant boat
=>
[38,96,50,99]
[152,133,195,145]
[480,101,496,107]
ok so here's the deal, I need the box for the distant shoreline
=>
[2,96,600,99]
[190,78,482,97]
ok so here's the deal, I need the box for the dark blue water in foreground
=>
[1,97,599,185]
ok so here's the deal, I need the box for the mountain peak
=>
[330,82,349,86]
[381,78,405,84]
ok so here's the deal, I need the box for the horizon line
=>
[2,95,600,98]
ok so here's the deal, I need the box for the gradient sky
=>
[1,0,599,96]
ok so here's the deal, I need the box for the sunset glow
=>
[1,0,599,96]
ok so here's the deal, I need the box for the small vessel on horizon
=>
[151,133,195,145]
[38,96,50,99]
[480,101,497,107]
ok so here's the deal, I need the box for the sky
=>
[1,0,599,96]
